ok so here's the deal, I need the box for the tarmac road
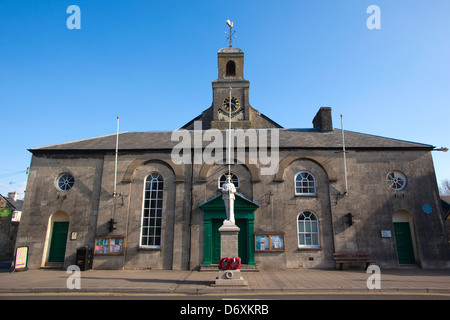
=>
[2,291,450,300]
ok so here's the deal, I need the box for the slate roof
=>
[29,128,433,153]
[0,194,23,211]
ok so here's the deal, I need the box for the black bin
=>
[76,246,93,271]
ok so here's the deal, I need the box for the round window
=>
[386,171,406,191]
[57,173,75,191]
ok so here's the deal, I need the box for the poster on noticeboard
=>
[94,237,125,255]
[255,234,285,252]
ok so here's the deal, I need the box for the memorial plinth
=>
[218,223,239,257]
[214,223,247,286]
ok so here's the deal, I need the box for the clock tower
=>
[211,47,251,129]
[181,22,282,131]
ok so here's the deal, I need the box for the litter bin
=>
[76,246,93,271]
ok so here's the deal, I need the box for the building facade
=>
[15,46,450,270]
[0,192,22,258]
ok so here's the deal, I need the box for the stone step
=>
[42,262,64,269]
[199,264,259,272]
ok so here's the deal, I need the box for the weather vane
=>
[225,19,236,48]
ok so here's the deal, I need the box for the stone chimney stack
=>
[7,191,18,201]
[312,107,333,132]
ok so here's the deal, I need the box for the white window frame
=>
[295,171,316,195]
[56,173,75,191]
[140,172,164,249]
[386,171,407,191]
[297,211,320,248]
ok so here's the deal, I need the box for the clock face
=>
[223,96,240,113]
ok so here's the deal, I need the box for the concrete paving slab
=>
[0,268,449,296]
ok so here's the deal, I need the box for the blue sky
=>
[1,0,449,198]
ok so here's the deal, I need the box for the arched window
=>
[295,171,316,195]
[141,173,164,248]
[226,60,236,76]
[218,172,239,189]
[297,211,320,248]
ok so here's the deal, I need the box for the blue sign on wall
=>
[422,204,432,214]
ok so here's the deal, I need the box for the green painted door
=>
[212,219,248,264]
[393,222,415,264]
[200,193,258,266]
[48,222,69,262]
[212,220,222,264]
[237,219,248,264]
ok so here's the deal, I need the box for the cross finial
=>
[225,19,235,48]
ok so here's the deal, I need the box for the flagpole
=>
[228,87,232,176]
[340,114,348,195]
[113,116,119,197]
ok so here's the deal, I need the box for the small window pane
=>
[299,234,305,246]
[305,221,311,233]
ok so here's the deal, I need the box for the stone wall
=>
[0,197,16,258]
[15,153,104,269]
[16,146,450,270]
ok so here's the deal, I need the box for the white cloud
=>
[0,181,27,200]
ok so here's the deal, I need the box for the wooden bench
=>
[333,253,374,270]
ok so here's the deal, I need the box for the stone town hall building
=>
[16,44,450,270]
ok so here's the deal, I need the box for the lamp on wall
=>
[346,213,353,226]
[108,219,117,233]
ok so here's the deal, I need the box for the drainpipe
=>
[187,150,194,270]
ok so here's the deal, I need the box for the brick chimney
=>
[312,107,333,132]
[7,191,18,201]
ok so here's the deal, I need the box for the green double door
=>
[200,193,258,266]
[48,222,69,262]
[393,222,415,264]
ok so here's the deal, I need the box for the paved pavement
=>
[0,265,450,296]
